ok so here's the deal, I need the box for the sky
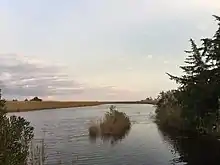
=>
[0,0,220,101]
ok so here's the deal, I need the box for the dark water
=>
[10,104,220,165]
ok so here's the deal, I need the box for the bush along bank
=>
[155,15,220,138]
[0,89,35,165]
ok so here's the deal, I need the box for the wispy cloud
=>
[0,54,84,99]
[0,54,147,100]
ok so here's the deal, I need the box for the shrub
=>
[89,105,131,140]
[30,97,42,102]
[0,90,34,165]
[155,90,184,130]
[155,90,220,134]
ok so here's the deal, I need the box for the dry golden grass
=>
[5,100,154,113]
[89,105,131,138]
[5,101,102,112]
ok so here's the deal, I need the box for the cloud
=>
[147,55,153,59]
[0,54,84,99]
[2,0,217,100]
[163,60,169,64]
[0,54,146,100]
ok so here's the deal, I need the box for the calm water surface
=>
[11,104,220,165]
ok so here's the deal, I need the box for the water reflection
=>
[89,135,97,144]
[102,128,131,145]
[157,125,220,165]
[89,126,131,145]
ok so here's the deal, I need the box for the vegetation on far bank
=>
[155,15,220,137]
[89,105,131,142]
[5,101,103,112]
[5,100,155,113]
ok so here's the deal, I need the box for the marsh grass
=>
[155,91,220,137]
[155,104,183,129]
[5,101,102,112]
[88,105,131,142]
[28,138,78,165]
[28,139,46,165]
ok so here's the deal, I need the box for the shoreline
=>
[6,101,156,113]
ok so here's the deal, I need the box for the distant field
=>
[5,101,102,112]
[5,100,156,113]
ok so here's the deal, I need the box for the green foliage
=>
[156,90,180,110]
[156,15,220,135]
[0,89,34,165]
[155,90,183,130]
[0,90,6,114]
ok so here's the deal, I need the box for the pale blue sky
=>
[0,0,220,100]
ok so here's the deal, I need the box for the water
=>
[10,104,220,165]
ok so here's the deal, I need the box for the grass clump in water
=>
[89,105,131,139]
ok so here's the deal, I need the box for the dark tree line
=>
[30,96,42,102]
[160,15,220,133]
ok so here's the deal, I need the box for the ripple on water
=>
[11,104,215,165]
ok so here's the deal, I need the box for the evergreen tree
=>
[167,39,207,88]
[206,15,220,67]
[203,15,220,125]
[155,15,220,133]
[167,19,220,129]
[205,15,220,96]
[167,39,209,119]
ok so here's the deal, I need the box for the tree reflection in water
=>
[157,125,220,165]
[89,128,131,146]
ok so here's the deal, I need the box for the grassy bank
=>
[155,90,220,138]
[5,101,102,112]
[155,104,220,138]
[6,100,156,113]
